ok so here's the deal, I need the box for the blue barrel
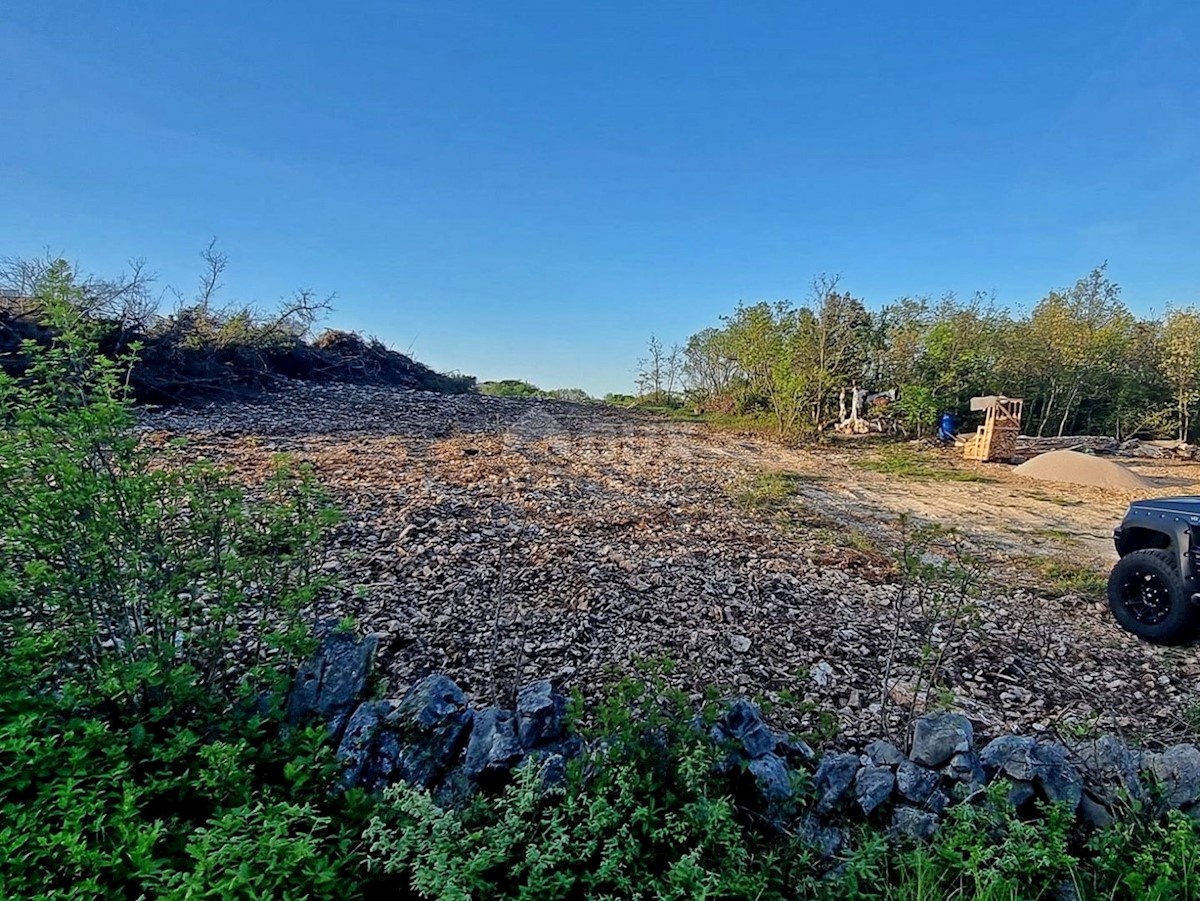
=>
[938,412,955,441]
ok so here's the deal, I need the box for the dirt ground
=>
[736,439,1200,563]
[141,385,1200,749]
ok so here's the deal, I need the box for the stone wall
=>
[289,630,1200,854]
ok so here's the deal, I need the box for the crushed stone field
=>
[141,385,1200,748]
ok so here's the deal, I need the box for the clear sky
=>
[2,2,1198,395]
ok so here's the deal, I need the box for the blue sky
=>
[2,2,1198,395]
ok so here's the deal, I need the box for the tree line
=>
[652,266,1200,441]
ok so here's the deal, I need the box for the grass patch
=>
[731,470,812,515]
[1032,527,1079,542]
[731,471,888,565]
[731,470,839,531]
[856,446,994,482]
[813,525,876,554]
[1016,554,1108,601]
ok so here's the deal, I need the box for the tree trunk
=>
[1056,384,1080,438]
[1037,384,1058,438]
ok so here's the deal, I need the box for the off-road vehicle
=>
[1109,497,1200,644]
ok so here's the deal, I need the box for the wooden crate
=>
[962,397,1023,463]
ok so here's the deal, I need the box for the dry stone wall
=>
[288,629,1200,856]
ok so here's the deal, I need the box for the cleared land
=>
[142,386,1200,748]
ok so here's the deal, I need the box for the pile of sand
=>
[1013,449,1152,490]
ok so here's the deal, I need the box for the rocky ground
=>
[141,384,1200,748]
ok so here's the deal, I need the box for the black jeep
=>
[1109,497,1200,644]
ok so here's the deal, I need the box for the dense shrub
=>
[479,381,592,402]
[0,263,341,713]
[0,664,369,899]
[365,676,807,899]
[0,262,371,898]
[364,673,1200,900]
[480,379,544,397]
[0,255,474,405]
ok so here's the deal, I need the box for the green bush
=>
[892,384,942,438]
[0,664,369,899]
[365,675,807,900]
[0,262,369,898]
[0,262,337,714]
[479,379,543,397]
[836,783,1078,900]
[363,674,1200,900]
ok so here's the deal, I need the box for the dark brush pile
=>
[0,303,474,405]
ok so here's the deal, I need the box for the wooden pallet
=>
[962,396,1024,462]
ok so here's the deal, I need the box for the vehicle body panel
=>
[1114,497,1200,593]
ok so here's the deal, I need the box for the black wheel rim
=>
[1120,569,1173,625]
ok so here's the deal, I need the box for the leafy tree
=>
[682,326,737,401]
[479,379,543,397]
[672,265,1194,443]
[1161,308,1200,441]
[1023,266,1132,436]
[547,387,591,403]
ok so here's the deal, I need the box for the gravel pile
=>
[140,384,1200,747]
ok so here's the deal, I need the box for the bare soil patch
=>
[141,386,1200,748]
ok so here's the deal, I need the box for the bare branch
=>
[196,238,228,311]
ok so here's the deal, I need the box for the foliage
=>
[731,469,811,513]
[365,672,1200,901]
[0,248,475,404]
[365,674,806,900]
[604,392,638,405]
[890,384,941,437]
[1020,555,1108,602]
[479,379,544,397]
[1161,308,1200,441]
[0,264,368,898]
[1086,807,1200,899]
[546,386,591,402]
[0,262,340,714]
[479,381,592,402]
[0,665,369,899]
[836,784,1080,900]
[673,264,1200,442]
[855,447,993,482]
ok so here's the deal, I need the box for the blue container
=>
[938,412,955,441]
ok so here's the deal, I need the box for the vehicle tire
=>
[1107,549,1196,644]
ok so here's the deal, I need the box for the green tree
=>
[1024,266,1132,436]
[479,379,543,397]
[1161,308,1200,441]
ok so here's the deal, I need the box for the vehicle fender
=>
[1115,515,1195,582]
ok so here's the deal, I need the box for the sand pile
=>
[1014,449,1151,490]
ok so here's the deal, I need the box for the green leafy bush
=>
[0,262,368,898]
[837,784,1078,900]
[365,675,806,900]
[479,379,544,397]
[364,674,1200,900]
[892,384,941,437]
[0,664,370,899]
[0,262,338,714]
